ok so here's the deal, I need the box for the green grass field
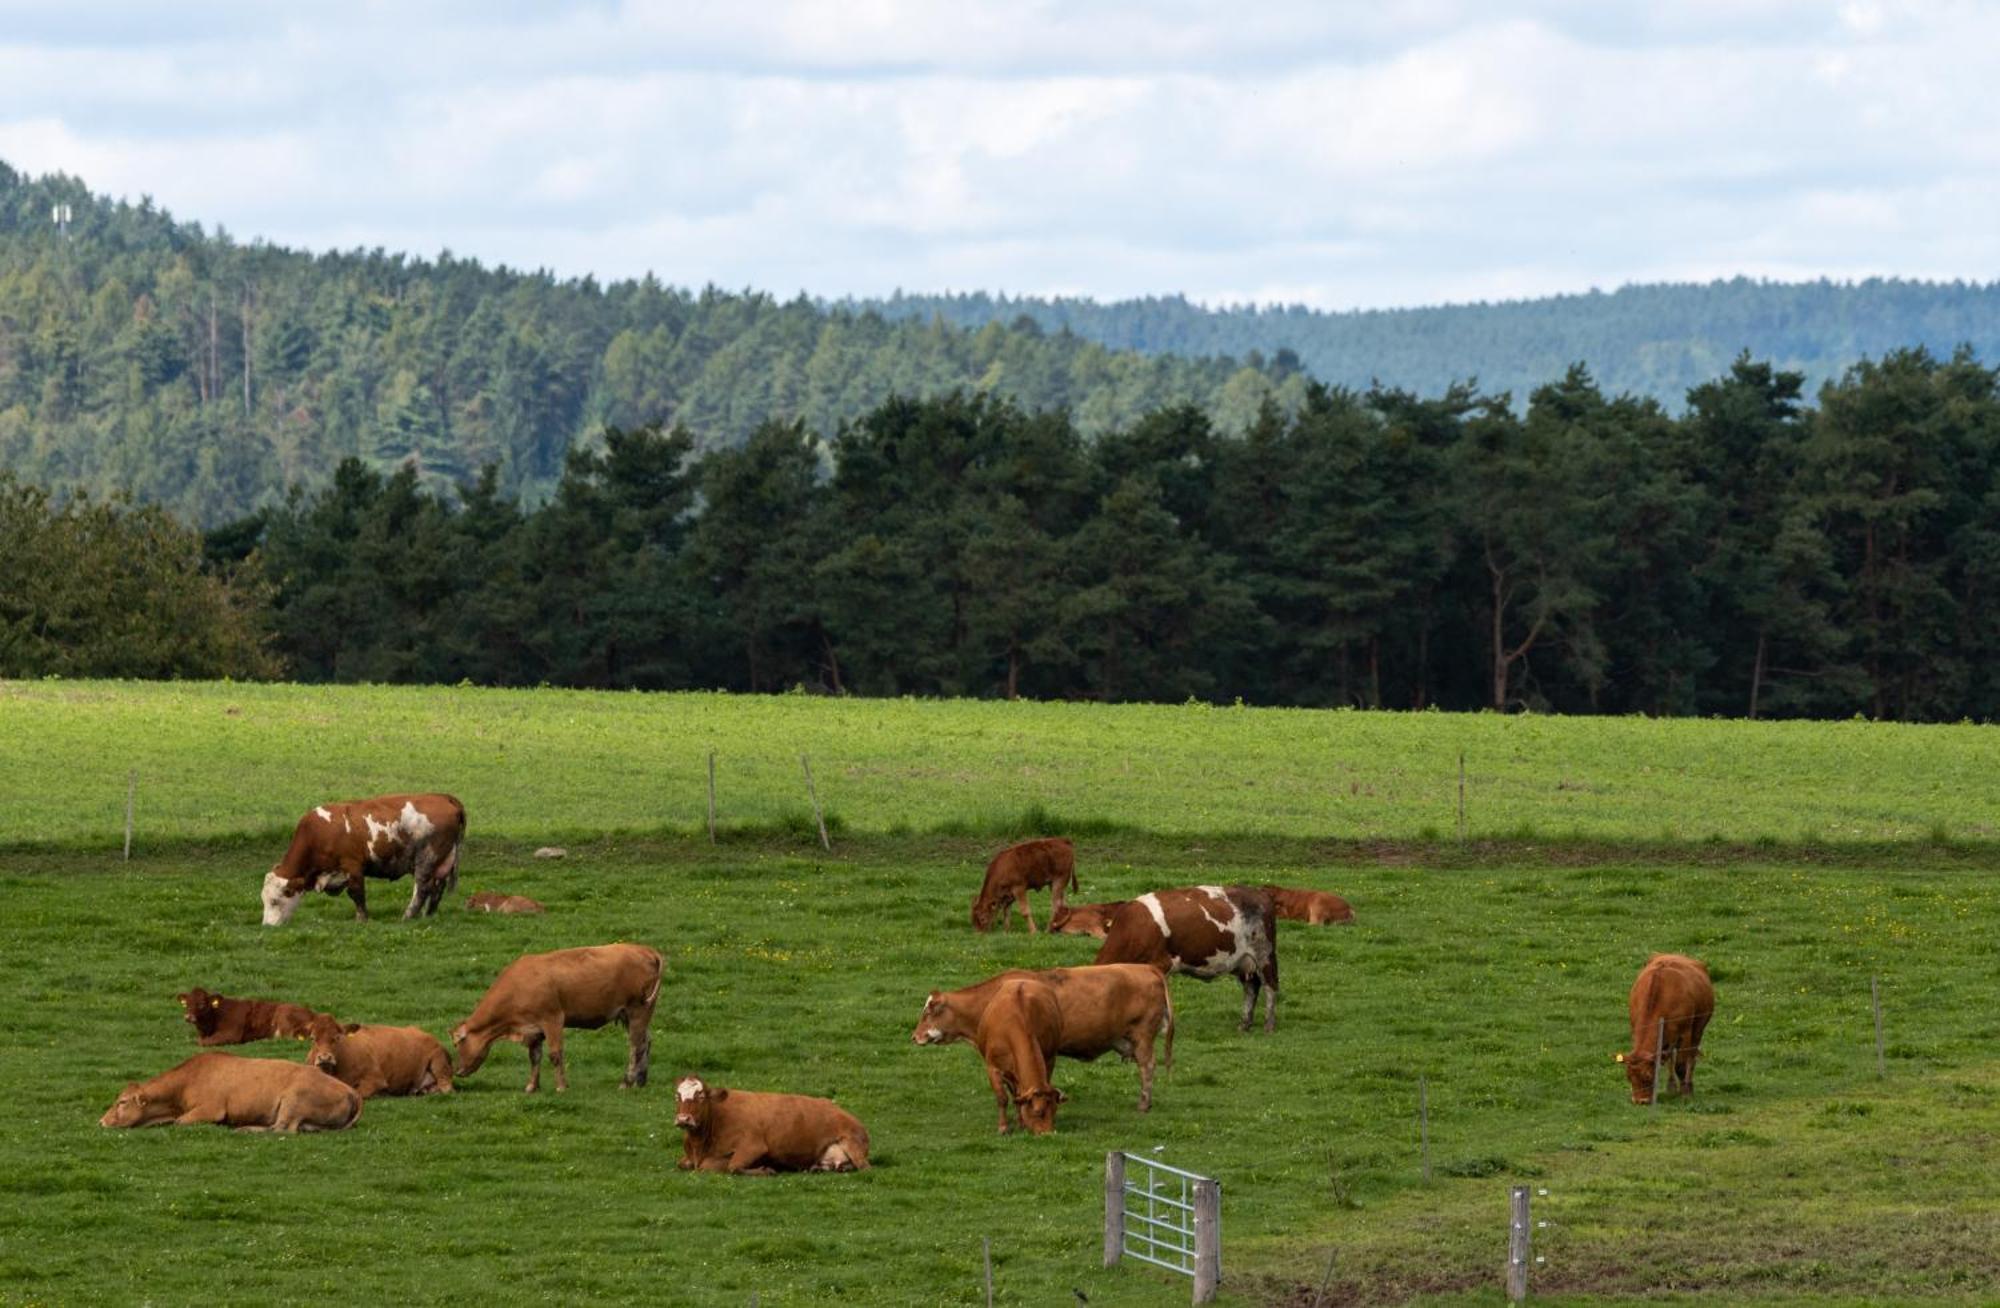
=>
[2,681,1997,1306]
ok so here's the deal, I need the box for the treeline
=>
[99,345,1989,722]
[862,278,2000,414]
[0,165,1297,526]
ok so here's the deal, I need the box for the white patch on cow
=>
[924,1027,945,1043]
[260,870,304,926]
[1137,892,1171,939]
[1189,892,1255,979]
[342,815,351,833]
[314,806,333,822]
[676,1078,703,1102]
[363,815,394,859]
[398,801,436,839]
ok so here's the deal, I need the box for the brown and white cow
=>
[1264,886,1356,926]
[1617,953,1715,1105]
[1093,886,1280,1032]
[176,987,326,1045]
[911,964,1173,1125]
[672,1076,871,1173]
[1048,901,1126,938]
[451,943,663,1093]
[98,1052,362,1132]
[970,837,1078,933]
[260,793,465,926]
[306,1016,454,1098]
[467,891,545,914]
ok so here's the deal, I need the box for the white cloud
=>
[0,2,1993,309]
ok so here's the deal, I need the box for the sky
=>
[0,0,1993,311]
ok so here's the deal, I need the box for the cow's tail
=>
[437,837,462,894]
[1159,978,1176,1077]
[642,950,665,1008]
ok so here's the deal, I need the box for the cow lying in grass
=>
[1263,886,1356,926]
[673,1076,870,1173]
[913,964,1173,1132]
[467,891,545,914]
[452,943,663,1092]
[307,1016,454,1098]
[1094,885,1280,1032]
[970,837,1078,933]
[99,1052,361,1132]
[177,987,326,1045]
[1048,901,1125,938]
[1618,953,1715,1105]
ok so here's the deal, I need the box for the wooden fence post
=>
[1103,1152,1125,1267]
[1456,752,1467,842]
[800,754,831,851]
[124,769,135,861]
[1192,1177,1221,1304]
[983,1236,993,1308]
[1872,976,1885,1079]
[706,751,717,844]
[1507,1185,1531,1301]
[1419,1075,1431,1182]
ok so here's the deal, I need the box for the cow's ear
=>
[344,1023,362,1034]
[175,993,187,1004]
[710,1088,729,1101]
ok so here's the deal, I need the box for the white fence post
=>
[1507,1185,1531,1301]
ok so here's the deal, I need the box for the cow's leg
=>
[623,1017,652,1089]
[1262,953,1280,1033]
[986,1065,1013,1133]
[542,1023,569,1093]
[1132,1027,1156,1112]
[1016,888,1037,933]
[346,872,370,923]
[404,876,428,920]
[1238,974,1260,1032]
[524,1031,544,1093]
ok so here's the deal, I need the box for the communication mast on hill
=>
[51,202,73,238]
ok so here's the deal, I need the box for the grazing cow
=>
[451,943,663,1093]
[971,837,1078,933]
[1049,901,1126,938]
[98,1052,361,1132]
[260,792,466,926]
[1617,953,1716,1105]
[911,964,1173,1124]
[1264,886,1356,926]
[467,891,545,914]
[176,987,325,1045]
[673,1076,871,1173]
[1094,886,1280,1032]
[306,1016,454,1098]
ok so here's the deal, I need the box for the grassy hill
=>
[4,681,1997,1305]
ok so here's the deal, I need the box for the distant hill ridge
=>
[5,160,1997,524]
[849,279,2000,409]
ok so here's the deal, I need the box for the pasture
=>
[1,681,1997,1305]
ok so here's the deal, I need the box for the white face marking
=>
[398,801,436,839]
[314,806,333,822]
[676,1079,702,1102]
[925,1027,944,1042]
[1138,892,1171,939]
[261,870,303,926]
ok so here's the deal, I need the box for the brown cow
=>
[673,1076,871,1173]
[176,987,326,1045]
[1264,886,1356,926]
[451,943,663,1093]
[1094,886,1280,1032]
[971,837,1078,933]
[98,1052,362,1132]
[911,964,1173,1122]
[1617,953,1716,1105]
[306,1017,454,1098]
[467,891,545,914]
[1049,901,1126,938]
[260,792,465,926]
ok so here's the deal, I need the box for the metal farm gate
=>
[1103,1152,1222,1303]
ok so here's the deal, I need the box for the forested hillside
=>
[0,165,1297,524]
[860,279,2000,410]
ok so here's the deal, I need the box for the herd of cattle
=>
[101,791,1719,1168]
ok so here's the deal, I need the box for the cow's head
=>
[177,989,211,1025]
[306,1015,347,1073]
[1616,1050,1658,1105]
[450,1020,492,1078]
[674,1076,722,1134]
[911,992,958,1046]
[1050,902,1119,938]
[260,865,304,926]
[969,890,997,933]
[1015,1085,1066,1134]
[99,1084,159,1128]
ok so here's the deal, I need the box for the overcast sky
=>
[0,1,1992,310]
